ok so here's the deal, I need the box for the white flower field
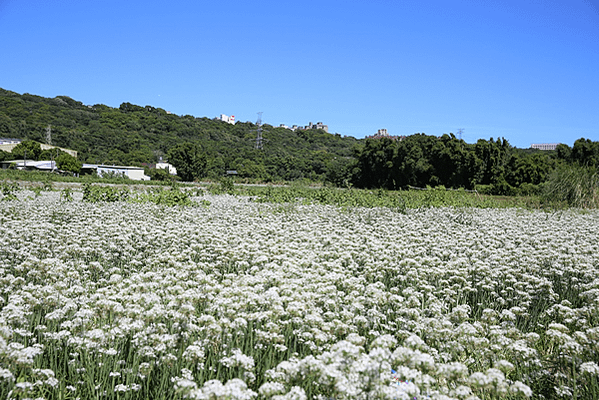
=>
[1,189,598,399]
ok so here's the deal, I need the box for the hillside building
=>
[366,129,403,140]
[286,122,329,133]
[217,114,236,124]
[531,143,560,151]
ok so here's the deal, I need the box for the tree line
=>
[351,134,599,195]
[1,87,597,194]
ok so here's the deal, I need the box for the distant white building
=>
[531,143,560,151]
[96,165,150,181]
[306,122,328,132]
[287,122,329,132]
[366,129,402,140]
[217,114,236,124]
[156,162,177,175]
[0,138,22,145]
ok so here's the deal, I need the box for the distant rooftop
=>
[0,138,22,145]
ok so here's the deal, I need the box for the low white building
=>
[17,160,56,171]
[96,165,150,181]
[2,160,56,171]
[0,138,22,145]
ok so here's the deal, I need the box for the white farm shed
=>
[96,165,150,181]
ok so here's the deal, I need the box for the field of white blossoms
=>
[1,188,598,400]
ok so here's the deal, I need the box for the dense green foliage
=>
[354,134,544,193]
[82,183,198,206]
[167,142,207,182]
[0,181,20,200]
[2,87,598,203]
[0,88,357,182]
[10,139,43,160]
[352,134,599,199]
[56,153,82,174]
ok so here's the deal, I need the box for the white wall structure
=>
[531,143,560,150]
[156,162,177,175]
[97,165,150,181]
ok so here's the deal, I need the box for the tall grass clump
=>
[543,164,599,208]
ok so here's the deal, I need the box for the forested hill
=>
[0,88,358,181]
[2,88,598,194]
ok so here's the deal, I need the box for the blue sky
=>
[1,0,598,148]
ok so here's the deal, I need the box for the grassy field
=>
[0,184,598,399]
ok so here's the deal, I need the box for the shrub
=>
[61,187,73,202]
[0,181,19,200]
[82,184,130,202]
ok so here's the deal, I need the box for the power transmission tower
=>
[254,112,264,150]
[457,128,464,141]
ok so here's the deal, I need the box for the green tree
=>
[56,153,82,174]
[236,158,267,179]
[0,149,11,162]
[474,137,511,186]
[167,142,207,182]
[505,153,554,187]
[206,156,226,179]
[353,137,396,188]
[146,167,174,181]
[572,138,599,167]
[11,140,42,160]
[555,143,572,162]
[390,134,436,188]
[325,156,355,187]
